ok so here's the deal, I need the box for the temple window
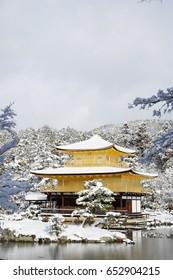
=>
[76,157,82,165]
[97,156,103,165]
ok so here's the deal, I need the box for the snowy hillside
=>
[1,119,173,212]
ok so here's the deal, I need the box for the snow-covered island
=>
[0,212,133,244]
[1,209,173,245]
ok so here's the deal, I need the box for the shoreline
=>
[1,212,173,244]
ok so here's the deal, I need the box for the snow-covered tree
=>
[116,122,132,148]
[129,87,173,164]
[130,121,152,157]
[76,179,114,215]
[49,214,65,235]
[0,103,18,153]
[146,122,173,170]
[0,104,29,212]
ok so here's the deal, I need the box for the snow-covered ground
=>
[1,211,173,244]
[0,214,128,243]
[142,209,173,222]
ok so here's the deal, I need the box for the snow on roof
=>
[31,167,158,179]
[56,135,112,150]
[114,144,135,154]
[25,192,47,201]
[55,135,135,154]
[31,166,132,176]
[131,170,158,178]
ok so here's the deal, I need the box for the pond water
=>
[1,227,173,260]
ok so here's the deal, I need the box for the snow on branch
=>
[0,103,18,159]
[0,139,18,157]
[0,103,29,212]
[0,103,17,136]
[128,87,173,117]
[129,87,173,164]
[143,127,173,161]
[154,128,173,149]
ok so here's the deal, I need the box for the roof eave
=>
[55,144,114,152]
[131,169,158,179]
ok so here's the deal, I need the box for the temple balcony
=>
[39,185,151,194]
[64,159,129,168]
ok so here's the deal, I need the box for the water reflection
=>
[0,227,173,260]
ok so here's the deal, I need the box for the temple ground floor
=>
[26,192,145,215]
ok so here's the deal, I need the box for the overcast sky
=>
[0,0,173,131]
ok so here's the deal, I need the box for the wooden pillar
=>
[127,200,132,213]
[120,196,122,209]
[50,179,53,191]
[50,193,52,208]
[62,193,64,208]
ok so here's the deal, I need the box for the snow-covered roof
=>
[114,144,135,154]
[31,166,131,176]
[55,135,135,154]
[25,192,47,201]
[131,170,158,179]
[31,166,157,178]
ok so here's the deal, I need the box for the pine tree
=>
[117,122,132,148]
[0,104,29,212]
[131,121,151,157]
[76,179,114,215]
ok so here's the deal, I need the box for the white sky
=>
[0,0,173,131]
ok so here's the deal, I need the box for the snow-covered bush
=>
[71,208,95,226]
[71,208,86,217]
[49,214,65,236]
[0,228,16,241]
[10,213,24,221]
[103,212,126,230]
[25,204,41,219]
[76,179,114,215]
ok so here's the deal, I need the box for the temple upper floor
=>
[55,135,135,168]
[64,150,129,168]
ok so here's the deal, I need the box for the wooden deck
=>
[39,207,148,218]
